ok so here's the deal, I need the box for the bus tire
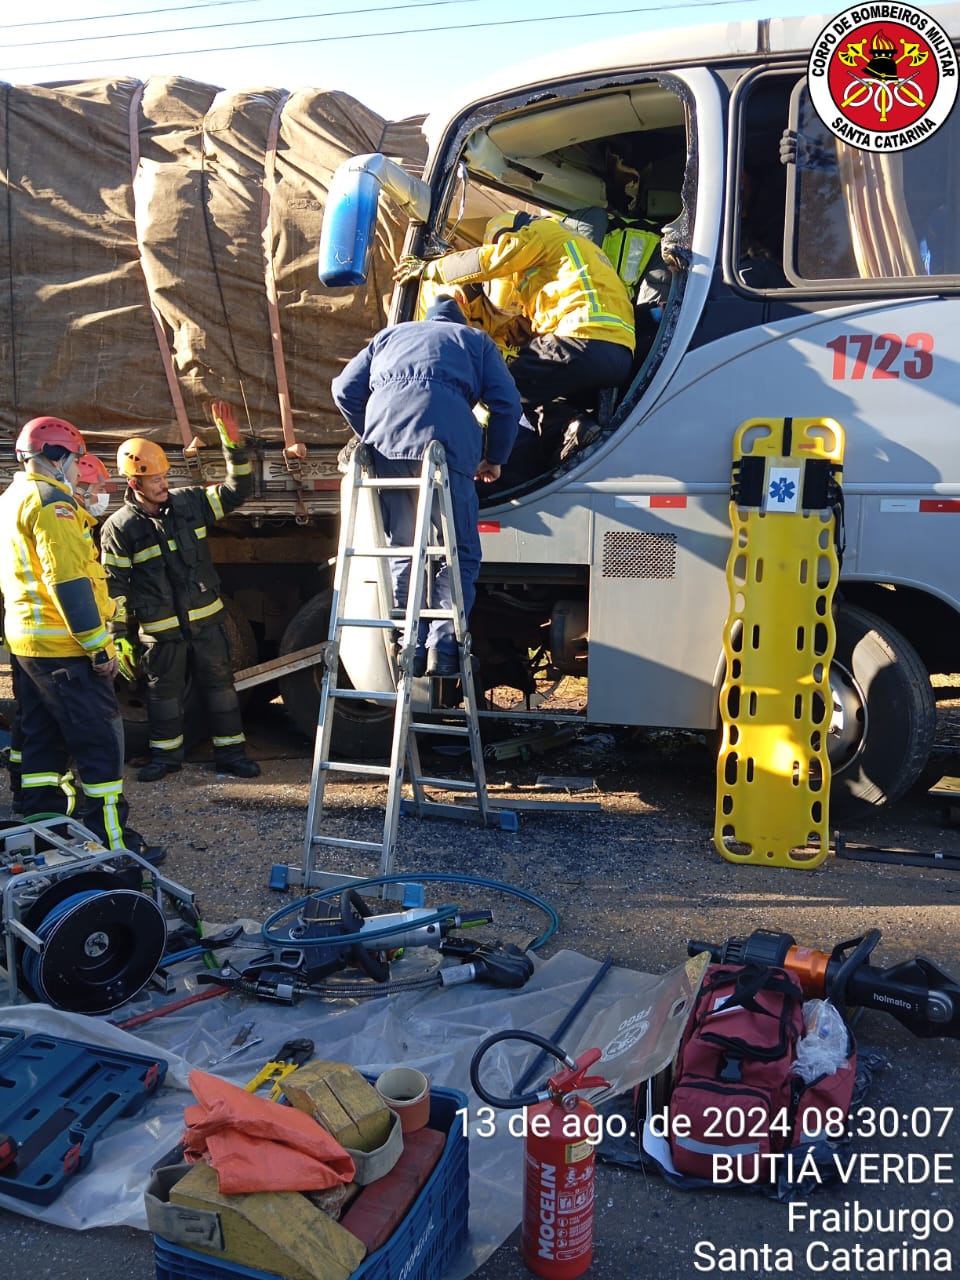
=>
[278,589,394,760]
[829,603,936,822]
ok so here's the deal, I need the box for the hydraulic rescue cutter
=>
[688,928,960,1039]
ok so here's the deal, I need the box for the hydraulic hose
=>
[297,972,444,999]
[470,1029,572,1109]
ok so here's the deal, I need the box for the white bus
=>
[319,9,960,821]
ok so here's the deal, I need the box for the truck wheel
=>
[220,594,258,708]
[278,590,394,760]
[829,604,936,822]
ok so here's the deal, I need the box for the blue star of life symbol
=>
[769,476,796,504]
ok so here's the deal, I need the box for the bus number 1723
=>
[827,333,934,381]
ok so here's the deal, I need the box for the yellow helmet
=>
[484,211,533,244]
[117,438,170,477]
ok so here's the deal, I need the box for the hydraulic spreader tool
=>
[199,885,535,1003]
[688,928,960,1039]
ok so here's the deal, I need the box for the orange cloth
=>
[183,1069,356,1194]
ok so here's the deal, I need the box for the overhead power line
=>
[3,1,751,73]
[2,0,261,30]
[3,0,481,49]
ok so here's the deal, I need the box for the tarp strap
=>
[128,82,196,454]
[3,83,19,423]
[261,93,302,473]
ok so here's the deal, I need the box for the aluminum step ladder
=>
[295,440,516,893]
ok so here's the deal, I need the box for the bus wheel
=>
[277,589,394,760]
[828,603,935,822]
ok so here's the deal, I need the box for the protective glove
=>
[394,255,429,285]
[115,636,140,683]
[211,400,241,450]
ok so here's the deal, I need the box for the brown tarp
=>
[0,77,427,450]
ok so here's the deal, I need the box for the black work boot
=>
[216,755,261,779]
[426,647,460,678]
[137,758,182,783]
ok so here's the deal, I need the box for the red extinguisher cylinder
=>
[522,1093,598,1279]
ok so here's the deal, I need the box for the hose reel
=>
[1,818,173,1014]
[20,879,167,1013]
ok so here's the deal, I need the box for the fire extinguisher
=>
[470,1029,610,1279]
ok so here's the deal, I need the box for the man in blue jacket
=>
[331,295,522,677]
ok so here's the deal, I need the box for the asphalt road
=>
[2,694,959,1280]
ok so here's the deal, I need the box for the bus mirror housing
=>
[318,153,431,286]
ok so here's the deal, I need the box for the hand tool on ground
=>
[207,1036,264,1067]
[205,1020,255,1067]
[244,1037,315,1101]
[112,984,231,1030]
[688,928,960,1039]
[511,952,613,1097]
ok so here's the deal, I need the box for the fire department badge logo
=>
[808,4,958,152]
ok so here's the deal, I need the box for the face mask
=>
[86,492,110,518]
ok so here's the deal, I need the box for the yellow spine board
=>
[715,417,845,869]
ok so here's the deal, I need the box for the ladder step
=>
[409,720,470,736]
[322,760,392,776]
[356,476,439,490]
[310,835,388,853]
[400,798,514,828]
[328,688,398,704]
[344,545,447,558]
[410,775,480,793]
[341,609,455,625]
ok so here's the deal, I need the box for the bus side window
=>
[736,72,794,289]
[784,77,960,285]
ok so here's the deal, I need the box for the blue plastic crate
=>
[154,1084,469,1280]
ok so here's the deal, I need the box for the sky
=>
[0,0,877,121]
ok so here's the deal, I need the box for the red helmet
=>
[15,416,86,462]
[76,453,110,486]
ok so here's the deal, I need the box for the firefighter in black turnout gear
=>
[100,402,261,781]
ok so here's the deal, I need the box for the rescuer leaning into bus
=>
[0,417,134,850]
[395,212,636,464]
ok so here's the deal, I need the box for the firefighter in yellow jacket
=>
[0,416,130,848]
[396,212,635,454]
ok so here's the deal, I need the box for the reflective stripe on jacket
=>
[100,447,252,641]
[428,217,636,352]
[0,472,116,658]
